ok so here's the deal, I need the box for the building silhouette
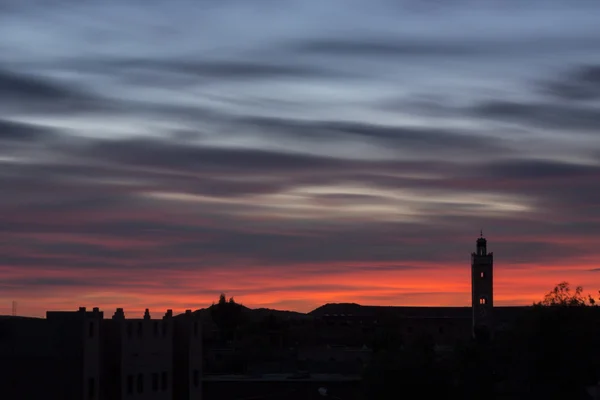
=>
[0,307,202,400]
[471,232,494,339]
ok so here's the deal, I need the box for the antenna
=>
[12,301,17,316]
[480,229,483,238]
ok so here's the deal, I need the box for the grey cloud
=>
[121,58,349,80]
[54,134,458,182]
[292,36,600,59]
[472,100,600,131]
[54,57,355,87]
[0,68,114,115]
[313,193,385,202]
[79,137,343,173]
[238,115,511,154]
[481,159,600,180]
[1,131,599,273]
[293,38,479,57]
[543,65,600,100]
[0,119,55,142]
[4,132,599,221]
[5,132,599,209]
[0,65,234,124]
[0,69,73,100]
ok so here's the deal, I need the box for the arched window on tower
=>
[476,236,487,256]
[479,297,487,305]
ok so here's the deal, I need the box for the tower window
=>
[479,297,487,305]
[480,272,484,278]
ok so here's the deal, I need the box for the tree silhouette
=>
[536,281,599,307]
[521,282,600,398]
[210,293,244,344]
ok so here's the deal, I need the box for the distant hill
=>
[186,302,529,322]
[309,303,530,320]
[190,304,309,321]
[309,303,472,318]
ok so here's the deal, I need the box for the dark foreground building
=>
[203,374,363,400]
[0,307,202,400]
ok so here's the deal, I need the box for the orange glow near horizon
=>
[3,258,599,318]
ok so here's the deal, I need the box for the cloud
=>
[1,137,597,314]
[471,100,600,132]
[0,119,55,142]
[293,38,479,57]
[481,158,600,180]
[0,68,113,115]
[236,115,512,157]
[0,69,71,100]
[109,58,353,81]
[78,137,344,173]
[291,35,600,59]
[3,133,598,230]
[381,66,600,135]
[543,65,600,100]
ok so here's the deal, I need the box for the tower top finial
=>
[480,229,483,238]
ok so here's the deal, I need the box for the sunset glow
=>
[1,0,600,317]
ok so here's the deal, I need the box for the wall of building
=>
[173,310,203,400]
[0,316,59,400]
[0,308,105,400]
[297,345,371,374]
[0,307,202,400]
[103,308,174,400]
[46,308,104,400]
[203,377,363,400]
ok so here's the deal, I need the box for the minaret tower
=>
[471,231,493,339]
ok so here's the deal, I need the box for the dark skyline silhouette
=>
[1,1,600,316]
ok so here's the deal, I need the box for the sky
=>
[1,0,600,317]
